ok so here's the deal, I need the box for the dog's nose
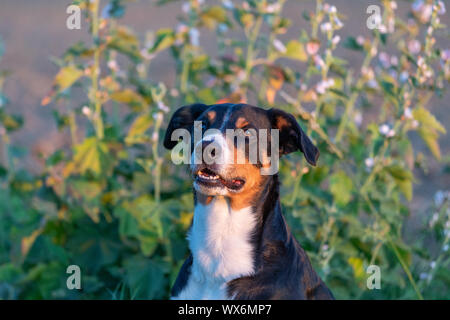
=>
[202,139,216,157]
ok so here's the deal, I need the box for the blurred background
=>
[0,0,449,299]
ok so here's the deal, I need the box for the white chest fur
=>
[172,197,256,300]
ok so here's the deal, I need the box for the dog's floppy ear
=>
[163,103,208,150]
[267,108,319,166]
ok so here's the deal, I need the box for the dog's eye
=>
[243,128,254,136]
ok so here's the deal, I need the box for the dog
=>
[164,103,334,300]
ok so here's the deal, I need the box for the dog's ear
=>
[163,103,208,150]
[267,108,319,166]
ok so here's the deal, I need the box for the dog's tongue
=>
[221,178,245,190]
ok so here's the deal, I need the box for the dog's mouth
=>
[195,168,246,191]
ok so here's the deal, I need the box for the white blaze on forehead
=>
[191,129,234,167]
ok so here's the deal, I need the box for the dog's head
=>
[164,103,319,205]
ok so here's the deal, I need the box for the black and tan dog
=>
[164,103,334,300]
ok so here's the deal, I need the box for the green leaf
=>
[108,26,141,62]
[110,89,147,110]
[201,6,228,29]
[330,171,354,206]
[148,29,175,54]
[385,165,413,200]
[413,107,446,160]
[124,256,168,299]
[65,137,111,176]
[348,257,365,280]
[284,40,307,61]
[54,65,83,91]
[196,88,216,104]
[343,37,363,51]
[125,113,153,145]
[413,107,446,134]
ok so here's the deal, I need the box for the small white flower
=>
[332,35,341,46]
[221,0,234,10]
[430,212,439,227]
[329,6,337,14]
[404,108,413,119]
[313,55,325,69]
[390,55,398,66]
[441,49,450,61]
[157,101,169,113]
[390,1,397,10]
[333,16,343,29]
[408,40,421,55]
[320,22,332,33]
[182,2,190,13]
[430,261,436,269]
[272,39,287,53]
[378,24,387,34]
[151,131,159,143]
[367,79,378,89]
[82,106,91,116]
[443,244,449,252]
[356,36,365,46]
[107,60,119,71]
[101,3,113,19]
[437,1,446,15]
[189,28,200,46]
[379,124,390,135]
[218,23,228,33]
[434,191,445,207]
[379,52,390,68]
[419,272,428,280]
[387,129,396,138]
[266,3,281,13]
[365,157,375,168]
[170,88,179,97]
[153,112,164,122]
[354,112,362,126]
[306,41,320,55]
[315,78,334,94]
[411,119,419,129]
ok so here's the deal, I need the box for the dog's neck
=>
[188,176,284,282]
[188,195,256,283]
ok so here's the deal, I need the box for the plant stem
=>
[388,237,424,300]
[335,37,379,143]
[243,16,263,99]
[91,0,104,140]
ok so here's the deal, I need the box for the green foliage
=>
[0,0,449,300]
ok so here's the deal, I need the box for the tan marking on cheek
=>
[229,164,264,210]
[227,145,264,210]
[276,116,290,129]
[207,111,216,122]
[235,117,249,129]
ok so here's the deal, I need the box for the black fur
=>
[166,103,333,300]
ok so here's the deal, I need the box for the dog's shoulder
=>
[170,254,193,298]
[227,236,334,300]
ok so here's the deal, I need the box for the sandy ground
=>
[0,0,448,222]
